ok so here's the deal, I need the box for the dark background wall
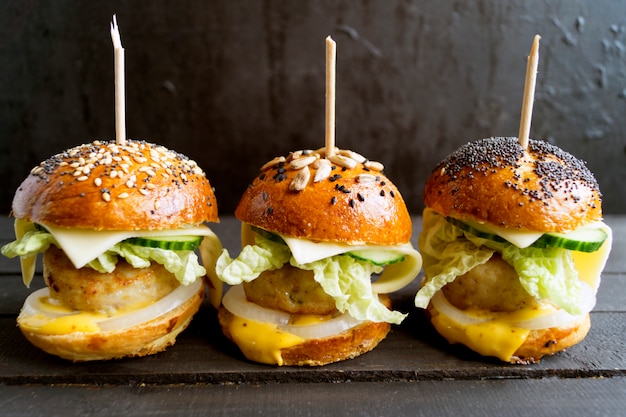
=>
[1,0,625,217]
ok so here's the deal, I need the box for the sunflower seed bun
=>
[216,147,422,366]
[235,148,411,245]
[416,137,612,364]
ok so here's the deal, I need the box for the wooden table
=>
[1,215,625,416]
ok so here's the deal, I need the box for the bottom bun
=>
[427,302,591,364]
[511,314,591,364]
[218,295,392,366]
[19,280,205,361]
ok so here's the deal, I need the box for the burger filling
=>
[215,223,422,365]
[416,208,612,361]
[1,218,223,335]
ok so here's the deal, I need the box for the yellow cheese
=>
[229,315,304,365]
[571,223,612,291]
[21,312,104,335]
[430,308,530,362]
[289,313,332,326]
[42,222,218,269]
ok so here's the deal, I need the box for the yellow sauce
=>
[229,315,304,365]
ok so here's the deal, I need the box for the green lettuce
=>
[215,235,407,324]
[1,230,55,257]
[1,230,206,286]
[416,209,582,315]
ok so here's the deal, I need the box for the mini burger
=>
[415,137,612,364]
[1,139,222,361]
[215,148,422,366]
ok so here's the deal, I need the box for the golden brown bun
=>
[218,294,392,366]
[235,148,411,245]
[424,137,602,232]
[426,303,591,364]
[18,279,205,361]
[12,140,218,230]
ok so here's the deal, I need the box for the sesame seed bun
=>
[235,148,411,245]
[423,137,602,232]
[12,139,218,230]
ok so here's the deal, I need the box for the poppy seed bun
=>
[235,148,411,245]
[12,139,218,230]
[424,137,602,232]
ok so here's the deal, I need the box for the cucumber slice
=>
[447,217,607,253]
[347,250,405,266]
[445,217,508,244]
[127,235,203,251]
[251,226,286,245]
[532,226,608,253]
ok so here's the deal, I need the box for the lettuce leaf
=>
[215,235,406,324]
[292,255,406,324]
[416,209,583,315]
[1,230,55,258]
[215,237,292,285]
[1,230,206,286]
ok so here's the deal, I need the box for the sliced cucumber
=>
[532,226,608,253]
[251,226,286,245]
[446,217,607,253]
[127,235,203,251]
[347,249,406,266]
[445,217,508,244]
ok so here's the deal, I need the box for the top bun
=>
[235,148,411,245]
[423,137,602,232]
[12,140,218,230]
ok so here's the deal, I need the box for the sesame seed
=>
[102,192,111,202]
[94,177,102,187]
[76,175,88,182]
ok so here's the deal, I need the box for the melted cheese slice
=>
[43,222,219,269]
[242,223,422,294]
[228,315,305,365]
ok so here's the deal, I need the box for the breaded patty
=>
[43,245,180,314]
[243,264,336,315]
[442,254,539,312]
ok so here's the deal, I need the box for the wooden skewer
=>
[325,36,336,158]
[110,15,126,146]
[518,34,541,150]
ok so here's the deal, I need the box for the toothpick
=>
[518,35,540,150]
[325,36,336,158]
[110,15,126,146]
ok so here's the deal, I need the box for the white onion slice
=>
[222,285,363,339]
[20,278,203,333]
[513,283,595,330]
[430,282,596,331]
[430,291,488,326]
[222,285,291,326]
[98,278,203,331]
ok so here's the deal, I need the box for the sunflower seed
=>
[329,154,357,169]
[290,155,317,170]
[289,166,310,191]
[313,163,332,182]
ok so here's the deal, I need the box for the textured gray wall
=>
[1,0,625,216]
